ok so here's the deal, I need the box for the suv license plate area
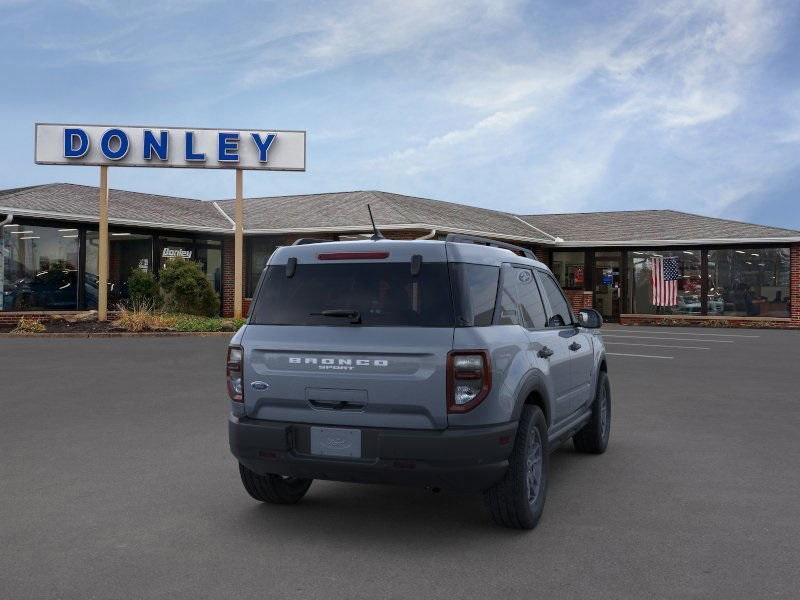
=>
[309,427,362,458]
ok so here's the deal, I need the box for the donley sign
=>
[33,122,306,320]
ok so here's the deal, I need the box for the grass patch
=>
[11,317,46,334]
[169,314,244,332]
[104,302,247,333]
[114,302,174,332]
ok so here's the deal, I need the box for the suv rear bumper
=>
[229,415,517,492]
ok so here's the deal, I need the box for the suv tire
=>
[484,405,548,530]
[573,371,611,454]
[238,464,312,504]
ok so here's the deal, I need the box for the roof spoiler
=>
[445,233,537,260]
[291,238,334,246]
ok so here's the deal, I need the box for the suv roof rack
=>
[445,233,537,260]
[291,238,335,246]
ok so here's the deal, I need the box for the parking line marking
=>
[601,335,734,343]
[606,352,674,359]
[604,342,710,350]
[602,330,759,338]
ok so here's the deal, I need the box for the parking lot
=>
[2,326,799,600]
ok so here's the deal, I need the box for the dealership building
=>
[1,182,799,328]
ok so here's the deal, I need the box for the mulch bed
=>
[0,318,126,334]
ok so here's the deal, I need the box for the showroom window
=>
[707,248,790,318]
[159,236,195,271]
[551,251,585,290]
[247,237,279,296]
[1,223,80,311]
[629,249,702,315]
[85,231,154,309]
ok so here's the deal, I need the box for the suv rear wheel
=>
[573,371,611,454]
[238,464,312,504]
[484,405,548,529]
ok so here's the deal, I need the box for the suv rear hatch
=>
[242,242,453,430]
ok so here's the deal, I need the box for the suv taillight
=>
[447,350,491,413]
[227,346,243,402]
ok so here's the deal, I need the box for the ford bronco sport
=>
[228,234,610,529]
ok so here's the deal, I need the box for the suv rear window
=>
[250,262,454,327]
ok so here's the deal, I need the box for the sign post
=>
[34,123,306,320]
[98,166,109,321]
[234,169,244,319]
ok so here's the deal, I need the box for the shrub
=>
[127,269,162,308]
[11,317,46,334]
[114,302,174,332]
[159,259,220,317]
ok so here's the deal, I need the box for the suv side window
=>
[514,268,547,329]
[496,264,520,325]
[537,270,573,327]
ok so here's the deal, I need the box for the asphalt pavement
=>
[1,327,799,599]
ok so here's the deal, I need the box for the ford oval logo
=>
[251,381,269,390]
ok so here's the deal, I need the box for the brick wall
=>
[619,314,798,329]
[221,237,236,317]
[0,312,61,326]
[0,311,120,326]
[563,290,593,312]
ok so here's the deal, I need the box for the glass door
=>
[593,251,622,322]
[196,240,223,310]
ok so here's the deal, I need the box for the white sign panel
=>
[34,123,306,171]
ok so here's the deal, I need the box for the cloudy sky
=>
[1,0,799,228]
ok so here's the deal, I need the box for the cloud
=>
[237,0,522,88]
[375,106,536,175]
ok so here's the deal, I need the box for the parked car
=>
[2,268,77,310]
[227,235,610,529]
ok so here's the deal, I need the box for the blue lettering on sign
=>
[185,131,205,161]
[143,130,168,160]
[64,128,89,158]
[218,132,239,162]
[251,133,276,162]
[100,128,129,160]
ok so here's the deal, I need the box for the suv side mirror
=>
[578,308,603,329]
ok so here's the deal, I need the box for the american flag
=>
[651,256,679,306]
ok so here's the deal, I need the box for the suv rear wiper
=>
[310,309,362,324]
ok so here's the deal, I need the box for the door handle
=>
[569,342,582,351]
[537,346,554,359]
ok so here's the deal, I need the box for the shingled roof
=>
[0,183,231,232]
[214,190,550,242]
[519,210,800,244]
[2,183,798,244]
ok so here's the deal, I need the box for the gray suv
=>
[227,235,610,529]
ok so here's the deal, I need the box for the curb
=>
[0,331,236,339]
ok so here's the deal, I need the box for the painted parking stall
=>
[601,326,759,360]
